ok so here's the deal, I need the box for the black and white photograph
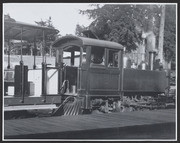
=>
[2,3,177,141]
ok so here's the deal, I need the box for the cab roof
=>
[52,35,124,50]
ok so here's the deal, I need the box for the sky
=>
[3,3,97,36]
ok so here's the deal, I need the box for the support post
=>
[33,38,36,69]
[41,30,47,101]
[57,50,62,94]
[71,51,74,66]
[42,30,45,63]
[7,39,10,69]
[41,62,47,96]
[20,27,24,103]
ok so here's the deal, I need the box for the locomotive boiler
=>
[51,35,170,115]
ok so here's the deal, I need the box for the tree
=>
[75,24,87,36]
[35,17,59,56]
[80,4,175,54]
[78,4,162,51]
[35,16,54,28]
[78,4,176,65]
[35,16,58,41]
[163,5,176,64]
[4,14,16,22]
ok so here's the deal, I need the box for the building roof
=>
[52,35,124,50]
[4,20,59,42]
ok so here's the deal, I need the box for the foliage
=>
[4,14,16,22]
[78,5,161,51]
[77,4,176,63]
[35,17,59,55]
[35,16,55,28]
[163,5,176,62]
[75,24,88,36]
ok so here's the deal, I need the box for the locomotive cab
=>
[52,36,124,110]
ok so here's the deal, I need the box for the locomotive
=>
[51,35,171,115]
[4,20,174,118]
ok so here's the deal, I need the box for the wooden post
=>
[158,5,166,67]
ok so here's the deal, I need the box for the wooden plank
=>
[4,104,57,111]
[5,109,174,132]
[6,109,173,131]
[4,109,175,139]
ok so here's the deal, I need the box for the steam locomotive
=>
[50,35,172,115]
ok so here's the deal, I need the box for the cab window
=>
[82,47,87,64]
[108,50,119,68]
[63,46,80,67]
[90,46,105,66]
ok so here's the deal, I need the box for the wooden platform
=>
[4,109,176,139]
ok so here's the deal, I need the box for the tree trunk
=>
[158,5,166,67]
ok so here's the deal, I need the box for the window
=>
[90,46,105,66]
[108,50,119,68]
[63,51,71,66]
[62,46,81,67]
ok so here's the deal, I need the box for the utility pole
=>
[158,5,166,67]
